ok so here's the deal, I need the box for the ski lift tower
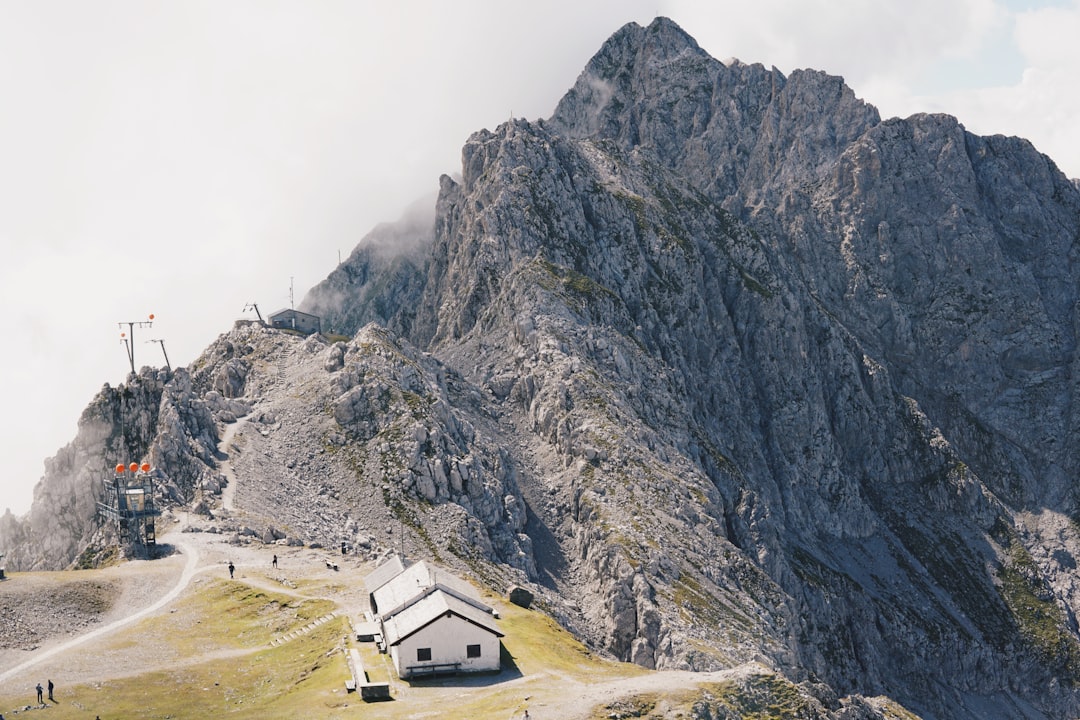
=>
[147,338,171,372]
[97,462,162,551]
[243,303,265,325]
[118,313,155,375]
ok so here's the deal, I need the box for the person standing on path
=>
[35,682,43,704]
[272,554,277,569]
[47,679,54,701]
[228,561,235,579]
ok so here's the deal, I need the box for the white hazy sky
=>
[2,1,1078,517]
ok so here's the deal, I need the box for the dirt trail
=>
[218,417,247,511]
[0,538,199,687]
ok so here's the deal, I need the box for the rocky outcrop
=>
[0,367,219,570]
[300,194,435,339]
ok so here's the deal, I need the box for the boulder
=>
[507,585,534,609]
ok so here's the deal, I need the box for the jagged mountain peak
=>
[586,16,710,77]
[549,17,881,211]
[548,17,720,142]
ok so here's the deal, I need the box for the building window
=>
[417,647,432,661]
[466,644,481,658]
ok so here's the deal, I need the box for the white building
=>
[365,558,503,679]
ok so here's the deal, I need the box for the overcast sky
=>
[2,0,1078,517]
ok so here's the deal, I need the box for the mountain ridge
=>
[4,17,1080,720]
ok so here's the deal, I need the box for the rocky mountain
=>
[5,17,1080,720]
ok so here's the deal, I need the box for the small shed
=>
[268,308,321,335]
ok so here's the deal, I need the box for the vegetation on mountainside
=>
[0,570,653,720]
[992,521,1080,682]
[584,673,836,720]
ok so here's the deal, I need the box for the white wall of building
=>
[391,614,501,678]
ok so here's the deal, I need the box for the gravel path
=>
[0,538,198,686]
[218,416,247,512]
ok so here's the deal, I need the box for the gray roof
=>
[364,556,406,596]
[268,308,320,321]
[371,560,488,618]
[382,588,503,647]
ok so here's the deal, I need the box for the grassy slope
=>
[0,578,644,720]
[0,576,918,719]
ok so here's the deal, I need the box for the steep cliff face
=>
[296,18,1080,718]
[5,16,1080,720]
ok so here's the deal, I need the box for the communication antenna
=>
[290,277,295,310]
[118,314,155,375]
[147,339,171,372]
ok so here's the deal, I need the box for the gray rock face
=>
[1,367,218,569]
[4,16,1080,720]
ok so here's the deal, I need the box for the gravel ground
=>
[0,518,373,688]
[0,551,183,667]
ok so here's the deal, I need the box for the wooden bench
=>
[405,661,462,678]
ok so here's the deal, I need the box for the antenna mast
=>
[290,277,295,310]
[148,339,171,372]
[118,314,155,375]
[243,303,265,324]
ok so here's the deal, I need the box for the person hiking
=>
[228,561,235,579]
[272,554,278,569]
[35,683,43,704]
[47,679,54,701]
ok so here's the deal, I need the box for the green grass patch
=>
[586,692,660,719]
[671,573,754,632]
[579,673,823,720]
[41,621,352,719]
[698,674,815,719]
[536,257,619,304]
[154,579,334,649]
[74,543,120,570]
[498,596,645,679]
[996,534,1080,681]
